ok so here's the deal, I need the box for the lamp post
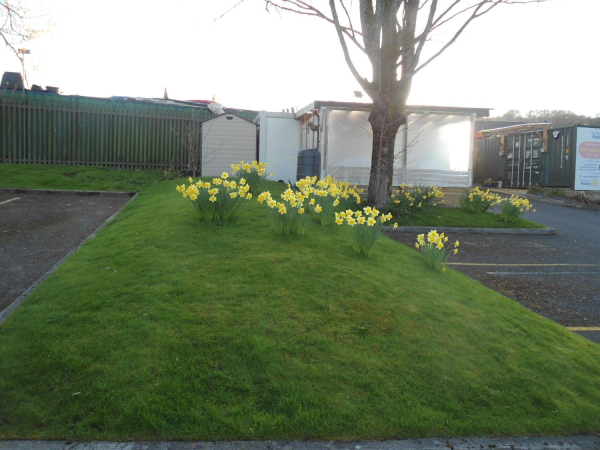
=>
[18,48,31,89]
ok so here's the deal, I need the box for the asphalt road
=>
[389,200,600,344]
[0,191,130,314]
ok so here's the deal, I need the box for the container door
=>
[542,127,576,187]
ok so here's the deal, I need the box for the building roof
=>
[474,120,545,133]
[295,100,491,118]
[201,112,258,126]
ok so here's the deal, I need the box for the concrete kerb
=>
[0,191,138,325]
[2,436,600,449]
[0,187,136,198]
[389,226,557,235]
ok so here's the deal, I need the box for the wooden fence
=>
[0,90,257,171]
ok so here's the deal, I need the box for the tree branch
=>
[415,1,500,74]
[329,0,372,93]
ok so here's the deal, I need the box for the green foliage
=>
[257,176,363,235]
[527,185,544,195]
[386,184,444,217]
[176,175,251,223]
[231,161,270,194]
[547,188,565,198]
[460,187,503,213]
[335,207,395,257]
[500,195,533,223]
[161,166,181,181]
[415,231,459,272]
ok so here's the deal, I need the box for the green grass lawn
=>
[395,206,544,229]
[0,163,163,191]
[0,178,599,441]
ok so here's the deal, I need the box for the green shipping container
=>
[541,126,577,187]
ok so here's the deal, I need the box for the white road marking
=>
[450,263,600,267]
[0,197,20,206]
[487,271,600,276]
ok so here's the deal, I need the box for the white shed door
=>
[201,115,257,176]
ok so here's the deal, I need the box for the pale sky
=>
[1,0,598,117]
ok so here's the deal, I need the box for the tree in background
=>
[492,110,600,128]
[1,1,46,87]
[244,0,545,206]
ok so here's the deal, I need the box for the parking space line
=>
[450,263,600,267]
[487,271,600,276]
[0,197,20,206]
[568,327,600,331]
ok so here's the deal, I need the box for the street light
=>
[17,48,31,89]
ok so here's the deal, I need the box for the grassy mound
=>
[0,179,598,441]
[394,206,544,229]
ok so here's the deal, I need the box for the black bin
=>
[296,148,320,181]
[1,72,24,90]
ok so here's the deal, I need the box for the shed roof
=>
[201,112,258,126]
[295,100,491,119]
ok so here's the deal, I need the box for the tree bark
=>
[367,101,406,207]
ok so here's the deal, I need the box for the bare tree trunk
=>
[367,102,406,207]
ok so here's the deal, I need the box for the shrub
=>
[415,230,459,272]
[162,166,181,181]
[231,161,272,194]
[176,174,251,223]
[460,187,503,213]
[546,187,565,198]
[387,184,444,217]
[527,185,543,195]
[335,206,397,257]
[500,195,534,223]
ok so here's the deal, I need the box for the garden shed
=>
[201,113,258,176]
[257,101,490,188]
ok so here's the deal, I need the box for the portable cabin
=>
[256,101,491,188]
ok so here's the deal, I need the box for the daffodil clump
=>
[460,187,503,213]
[257,188,312,236]
[415,230,459,272]
[500,195,534,223]
[335,206,398,257]
[387,184,444,217]
[176,173,252,223]
[296,175,363,226]
[230,161,273,194]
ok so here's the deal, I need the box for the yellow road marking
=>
[568,327,600,331]
[0,197,20,205]
[449,263,600,267]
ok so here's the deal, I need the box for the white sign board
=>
[575,127,600,190]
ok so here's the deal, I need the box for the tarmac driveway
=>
[0,190,132,315]
[389,200,600,343]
